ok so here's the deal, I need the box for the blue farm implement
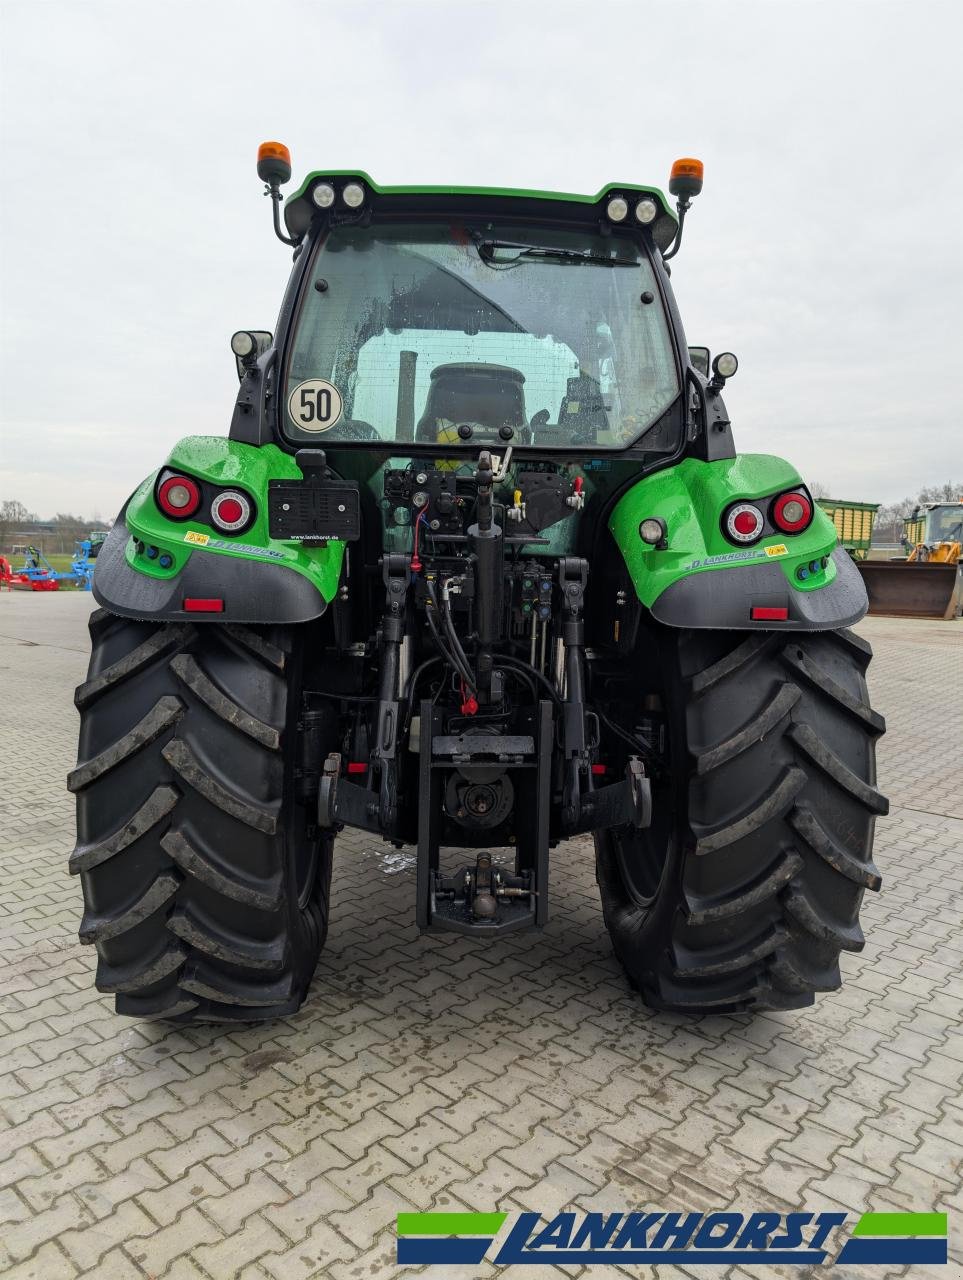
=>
[7,535,105,591]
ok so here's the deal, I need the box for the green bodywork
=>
[283,173,680,251]
[122,437,345,603]
[124,440,839,620]
[609,455,840,608]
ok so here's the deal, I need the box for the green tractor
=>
[69,146,887,1022]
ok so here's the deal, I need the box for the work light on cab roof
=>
[254,141,705,263]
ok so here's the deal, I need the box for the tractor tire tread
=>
[694,682,800,774]
[787,722,889,814]
[70,613,332,1024]
[95,941,188,993]
[69,785,179,873]
[75,626,195,710]
[692,765,807,855]
[597,627,885,1014]
[779,645,885,734]
[80,871,180,944]
[68,697,185,791]
[789,803,883,890]
[161,738,279,833]
[160,827,282,910]
[688,633,777,696]
[170,654,281,749]
[223,625,288,670]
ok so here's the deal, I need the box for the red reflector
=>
[591,764,608,775]
[751,606,789,621]
[183,598,224,612]
[733,510,758,535]
[346,761,368,774]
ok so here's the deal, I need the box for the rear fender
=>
[92,437,343,624]
[608,455,867,630]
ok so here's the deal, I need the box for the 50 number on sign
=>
[288,379,343,432]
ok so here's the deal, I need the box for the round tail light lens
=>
[724,502,765,544]
[157,475,201,519]
[211,490,252,533]
[772,491,813,533]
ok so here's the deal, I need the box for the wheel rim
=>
[612,785,675,908]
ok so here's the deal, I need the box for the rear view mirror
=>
[231,330,273,380]
[688,346,710,377]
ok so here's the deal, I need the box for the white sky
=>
[1,0,961,517]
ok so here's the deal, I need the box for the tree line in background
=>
[0,500,111,556]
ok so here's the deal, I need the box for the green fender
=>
[608,455,868,631]
[92,438,345,623]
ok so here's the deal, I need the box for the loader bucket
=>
[857,560,962,620]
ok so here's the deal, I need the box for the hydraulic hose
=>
[425,596,475,692]
[438,583,476,689]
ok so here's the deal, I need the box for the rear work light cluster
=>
[722,488,814,547]
[155,473,254,535]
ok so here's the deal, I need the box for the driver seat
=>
[416,363,527,443]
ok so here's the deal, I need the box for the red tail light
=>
[723,502,765,545]
[771,490,813,534]
[210,490,253,533]
[157,474,201,519]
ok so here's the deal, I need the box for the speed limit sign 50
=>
[288,379,344,432]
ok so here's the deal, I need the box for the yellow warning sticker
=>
[184,531,210,545]
[765,543,788,557]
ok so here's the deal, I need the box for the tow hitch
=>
[430,852,536,936]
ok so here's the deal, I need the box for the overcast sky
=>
[1,0,960,518]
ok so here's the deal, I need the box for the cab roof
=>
[283,171,679,251]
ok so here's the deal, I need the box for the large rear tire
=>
[68,609,331,1022]
[596,626,887,1013]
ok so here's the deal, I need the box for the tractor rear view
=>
[68,146,888,1024]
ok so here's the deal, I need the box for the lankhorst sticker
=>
[687,543,789,570]
[396,1210,948,1267]
[288,378,343,432]
[182,532,285,560]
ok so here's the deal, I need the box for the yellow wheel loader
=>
[858,502,962,619]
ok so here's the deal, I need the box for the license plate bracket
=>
[268,480,361,542]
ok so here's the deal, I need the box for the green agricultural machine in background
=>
[69,147,887,1024]
[817,499,879,561]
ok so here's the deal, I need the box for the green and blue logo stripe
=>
[396,1209,949,1267]
[396,1212,507,1265]
[836,1212,948,1266]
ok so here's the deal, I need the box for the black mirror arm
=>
[662,198,691,261]
[266,182,298,248]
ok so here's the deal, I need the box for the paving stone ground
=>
[0,593,960,1280]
